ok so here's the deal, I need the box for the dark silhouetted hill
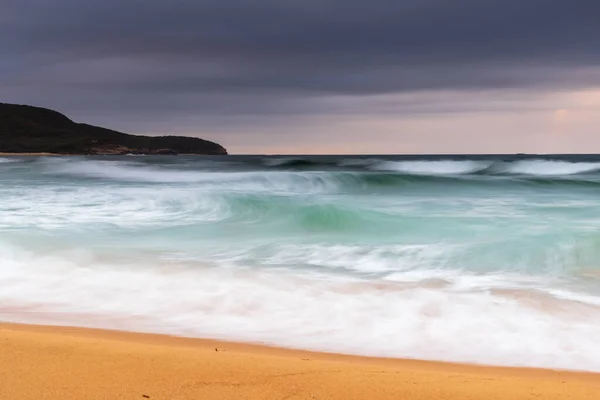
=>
[0,103,227,155]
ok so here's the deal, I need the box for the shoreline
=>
[2,322,599,399]
[0,152,222,156]
[0,152,63,156]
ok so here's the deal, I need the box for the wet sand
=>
[1,323,599,399]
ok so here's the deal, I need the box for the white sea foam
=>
[366,159,600,177]
[44,159,221,183]
[496,160,600,176]
[372,160,491,175]
[0,185,235,229]
[39,158,341,194]
[1,239,600,371]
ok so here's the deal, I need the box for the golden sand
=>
[1,323,599,399]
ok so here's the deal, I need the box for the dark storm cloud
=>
[3,0,600,92]
[1,0,600,137]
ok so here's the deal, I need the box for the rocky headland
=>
[0,103,227,155]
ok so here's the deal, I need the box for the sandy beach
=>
[1,323,598,400]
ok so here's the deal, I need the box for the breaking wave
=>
[371,160,492,174]
[23,157,600,195]
[257,157,600,177]
[495,160,600,176]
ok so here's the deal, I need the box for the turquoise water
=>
[1,155,600,371]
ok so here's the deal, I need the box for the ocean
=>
[2,154,600,371]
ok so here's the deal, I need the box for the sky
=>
[2,0,600,154]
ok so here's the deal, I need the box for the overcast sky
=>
[2,0,600,154]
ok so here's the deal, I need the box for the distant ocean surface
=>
[2,154,600,371]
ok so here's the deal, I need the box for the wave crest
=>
[371,160,491,175]
[259,157,600,178]
[494,160,600,176]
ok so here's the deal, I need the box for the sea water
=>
[1,154,600,371]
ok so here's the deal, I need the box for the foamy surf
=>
[495,160,600,176]
[1,239,600,371]
[371,160,492,174]
[2,154,600,371]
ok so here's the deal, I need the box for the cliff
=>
[0,103,227,155]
